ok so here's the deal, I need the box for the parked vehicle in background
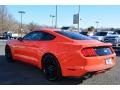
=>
[104,31,120,51]
[115,30,120,34]
[80,31,88,36]
[91,31,117,42]
[1,31,20,40]
[3,32,12,39]
[12,33,19,39]
[0,33,4,39]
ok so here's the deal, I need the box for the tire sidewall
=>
[42,54,62,81]
[5,46,14,62]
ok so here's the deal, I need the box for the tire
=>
[5,45,14,62]
[42,54,62,81]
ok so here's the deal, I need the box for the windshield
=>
[94,32,107,36]
[55,31,93,40]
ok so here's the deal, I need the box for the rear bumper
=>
[62,54,116,77]
[84,63,115,72]
[63,64,115,77]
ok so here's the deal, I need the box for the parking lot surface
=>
[0,40,120,85]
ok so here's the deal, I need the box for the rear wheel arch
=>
[41,53,61,67]
[41,53,62,81]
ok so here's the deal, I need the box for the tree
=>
[0,5,8,33]
[0,5,20,34]
[27,22,40,32]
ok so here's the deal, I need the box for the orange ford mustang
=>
[5,28,116,81]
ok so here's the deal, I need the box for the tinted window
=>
[41,32,55,40]
[94,32,107,36]
[23,31,55,41]
[32,32,43,40]
[55,31,93,40]
[23,32,37,40]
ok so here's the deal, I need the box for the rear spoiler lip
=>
[81,43,112,48]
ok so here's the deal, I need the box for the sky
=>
[6,5,120,28]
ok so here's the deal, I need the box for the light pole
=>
[80,18,82,30]
[1,6,4,33]
[50,15,55,28]
[18,11,25,37]
[55,5,58,29]
[96,21,99,29]
[78,5,80,32]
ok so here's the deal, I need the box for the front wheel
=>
[42,55,62,81]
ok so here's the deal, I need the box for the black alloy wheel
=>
[42,55,62,81]
[5,46,14,62]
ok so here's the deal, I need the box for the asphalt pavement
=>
[0,40,120,85]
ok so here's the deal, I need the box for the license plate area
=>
[105,58,112,64]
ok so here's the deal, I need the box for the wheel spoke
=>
[43,59,59,80]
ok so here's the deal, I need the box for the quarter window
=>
[23,31,55,41]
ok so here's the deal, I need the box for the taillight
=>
[81,48,97,57]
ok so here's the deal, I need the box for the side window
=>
[40,32,56,40]
[23,31,55,41]
[23,31,42,40]
[23,32,35,40]
[31,32,43,40]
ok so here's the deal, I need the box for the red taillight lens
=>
[81,48,97,57]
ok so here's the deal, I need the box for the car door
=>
[23,31,56,66]
[14,31,56,66]
[13,32,35,61]
[13,31,40,65]
[19,31,43,65]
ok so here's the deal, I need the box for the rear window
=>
[55,31,93,40]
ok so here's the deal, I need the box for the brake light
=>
[81,48,97,57]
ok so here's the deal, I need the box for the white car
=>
[104,32,120,51]
[91,31,117,41]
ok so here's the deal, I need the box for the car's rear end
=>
[81,43,116,73]
[54,30,116,77]
[61,41,116,77]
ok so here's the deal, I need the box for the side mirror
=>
[18,37,23,41]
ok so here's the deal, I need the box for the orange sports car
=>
[5,28,116,81]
